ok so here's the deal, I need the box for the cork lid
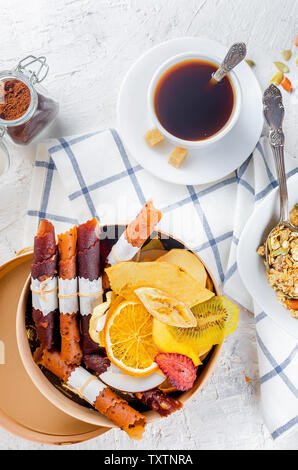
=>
[0,251,109,445]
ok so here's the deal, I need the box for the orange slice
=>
[135,287,197,328]
[104,301,158,376]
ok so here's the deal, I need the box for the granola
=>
[258,205,298,319]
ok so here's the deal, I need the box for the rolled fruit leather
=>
[88,202,162,369]
[106,201,162,266]
[77,219,104,356]
[58,226,82,365]
[35,348,146,440]
[31,219,58,350]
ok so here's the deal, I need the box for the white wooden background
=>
[0,0,297,450]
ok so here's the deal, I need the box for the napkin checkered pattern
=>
[25,129,298,440]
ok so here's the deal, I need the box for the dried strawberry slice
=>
[155,353,197,391]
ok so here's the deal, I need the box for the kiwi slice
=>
[170,296,238,348]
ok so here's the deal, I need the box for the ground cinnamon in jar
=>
[0,79,31,121]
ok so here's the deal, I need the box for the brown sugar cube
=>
[144,128,164,147]
[168,147,188,168]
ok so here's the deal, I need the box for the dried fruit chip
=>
[89,291,113,345]
[141,238,165,253]
[104,301,158,376]
[274,62,289,73]
[153,318,204,365]
[155,353,197,391]
[135,287,197,328]
[190,296,239,347]
[157,249,207,287]
[205,275,214,291]
[281,50,292,61]
[158,378,177,394]
[199,348,212,361]
[106,261,214,307]
[153,296,238,365]
[270,71,283,85]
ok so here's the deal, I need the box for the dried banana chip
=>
[135,287,197,328]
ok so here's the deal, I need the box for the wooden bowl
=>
[16,226,222,429]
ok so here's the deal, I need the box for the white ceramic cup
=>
[148,52,242,149]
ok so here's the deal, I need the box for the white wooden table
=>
[0,0,297,450]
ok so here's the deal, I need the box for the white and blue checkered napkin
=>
[24,129,298,440]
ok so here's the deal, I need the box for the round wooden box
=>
[0,250,108,445]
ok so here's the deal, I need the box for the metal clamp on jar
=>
[0,55,59,175]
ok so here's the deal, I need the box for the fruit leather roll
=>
[135,390,182,417]
[36,349,146,440]
[107,201,162,266]
[58,227,82,365]
[77,219,103,355]
[31,219,58,350]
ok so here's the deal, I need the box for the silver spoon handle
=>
[263,84,289,223]
[270,137,289,223]
[212,42,246,82]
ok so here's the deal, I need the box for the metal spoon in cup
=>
[263,84,298,299]
[210,42,247,85]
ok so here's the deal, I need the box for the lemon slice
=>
[104,300,158,376]
[135,287,197,328]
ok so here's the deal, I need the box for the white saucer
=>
[117,37,263,186]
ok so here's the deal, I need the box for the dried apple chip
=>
[157,249,207,287]
[105,261,214,308]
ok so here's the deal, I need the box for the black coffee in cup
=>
[154,60,234,141]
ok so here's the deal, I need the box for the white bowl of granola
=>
[237,173,298,339]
